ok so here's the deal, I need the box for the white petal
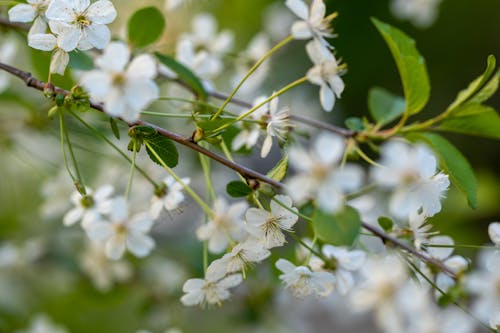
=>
[29,16,48,35]
[310,0,326,26]
[104,88,127,118]
[86,0,117,24]
[85,221,114,241]
[427,235,454,260]
[317,185,343,213]
[127,232,155,257]
[319,83,335,111]
[81,71,112,101]
[124,79,159,111]
[285,0,309,20]
[218,274,243,289]
[28,33,57,51]
[260,135,273,158]
[109,197,128,222]
[314,132,344,165]
[96,41,130,72]
[245,208,269,228]
[488,222,500,245]
[73,0,91,13]
[291,21,313,40]
[275,258,296,274]
[46,0,75,22]
[8,4,36,22]
[306,66,323,86]
[329,75,345,98]
[182,278,205,292]
[57,26,81,52]
[128,213,154,233]
[50,49,69,75]
[63,207,83,226]
[127,55,157,80]
[105,234,126,260]
[85,24,110,49]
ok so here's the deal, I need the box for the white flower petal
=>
[291,21,313,39]
[28,33,57,51]
[46,0,76,22]
[63,207,83,226]
[285,0,309,20]
[124,79,159,111]
[105,234,126,260]
[86,0,117,24]
[488,222,500,245]
[319,83,335,111]
[96,41,130,71]
[50,49,69,75]
[126,54,157,80]
[57,26,81,52]
[8,4,36,22]
[85,24,110,49]
[127,232,155,257]
[81,71,112,101]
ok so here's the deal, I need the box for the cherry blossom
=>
[81,41,159,122]
[181,270,243,307]
[63,185,114,228]
[8,0,51,35]
[150,176,190,219]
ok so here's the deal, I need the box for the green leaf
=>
[155,53,207,100]
[266,154,288,181]
[368,87,406,125]
[109,117,120,140]
[372,18,430,115]
[312,206,361,246]
[345,117,365,131]
[226,181,252,197]
[468,71,499,105]
[448,55,496,110]
[406,132,477,208]
[68,50,93,71]
[437,104,500,139]
[144,134,179,168]
[378,216,394,232]
[127,6,166,48]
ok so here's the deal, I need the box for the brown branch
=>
[0,16,30,31]
[0,61,282,188]
[206,88,356,137]
[0,60,456,278]
[362,222,457,278]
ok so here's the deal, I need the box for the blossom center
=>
[74,14,91,28]
[112,73,126,86]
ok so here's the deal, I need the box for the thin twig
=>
[0,16,30,31]
[362,222,457,278]
[206,88,356,137]
[0,61,282,188]
[0,60,456,279]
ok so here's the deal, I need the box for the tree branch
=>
[0,60,456,278]
[0,16,30,31]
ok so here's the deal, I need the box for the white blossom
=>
[322,245,365,295]
[85,197,155,260]
[45,0,116,51]
[28,33,69,75]
[183,13,233,57]
[181,270,243,307]
[372,140,450,219]
[8,0,51,35]
[63,185,113,228]
[206,238,270,278]
[16,314,68,333]
[275,258,335,298]
[175,39,222,81]
[196,198,248,253]
[285,0,333,47]
[391,0,443,28]
[231,96,268,152]
[150,176,190,219]
[245,195,298,249]
[489,222,500,246]
[80,241,132,291]
[0,36,17,93]
[306,40,344,111]
[261,96,291,158]
[81,41,159,122]
[286,132,363,212]
[466,250,500,326]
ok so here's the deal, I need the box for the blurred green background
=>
[0,0,499,332]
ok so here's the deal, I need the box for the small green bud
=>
[48,106,59,119]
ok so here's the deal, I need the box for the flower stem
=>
[59,109,86,194]
[125,148,137,200]
[211,35,294,120]
[145,142,214,217]
[68,110,159,188]
[213,76,308,133]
